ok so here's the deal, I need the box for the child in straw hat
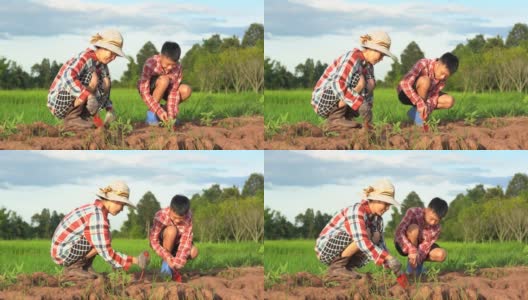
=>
[397,53,459,129]
[315,179,402,280]
[51,180,149,280]
[149,195,198,282]
[311,31,396,131]
[138,41,192,128]
[47,29,125,130]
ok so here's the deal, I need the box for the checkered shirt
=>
[395,207,441,265]
[50,200,132,270]
[48,48,112,113]
[315,200,389,266]
[137,55,183,119]
[149,207,193,269]
[312,49,371,114]
[397,58,446,119]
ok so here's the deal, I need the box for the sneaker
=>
[146,110,160,126]
[406,262,414,275]
[415,263,426,275]
[407,106,424,126]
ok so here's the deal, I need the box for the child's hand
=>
[157,109,169,122]
[408,253,417,268]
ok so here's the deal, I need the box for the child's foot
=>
[146,110,160,126]
[160,261,172,278]
[406,262,415,275]
[407,106,424,126]
[415,263,426,275]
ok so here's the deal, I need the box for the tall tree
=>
[400,191,424,216]
[506,23,528,48]
[506,173,528,197]
[136,42,159,74]
[242,173,264,197]
[242,23,264,48]
[400,41,425,75]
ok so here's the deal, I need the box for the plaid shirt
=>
[137,55,183,119]
[312,49,371,113]
[48,48,112,110]
[315,200,389,266]
[395,207,441,265]
[397,58,446,119]
[50,200,132,270]
[149,207,193,269]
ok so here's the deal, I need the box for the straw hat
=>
[359,31,396,61]
[96,180,135,208]
[363,178,400,206]
[90,29,125,57]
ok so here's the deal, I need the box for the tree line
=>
[0,24,264,93]
[0,173,264,242]
[265,173,528,243]
[265,23,528,92]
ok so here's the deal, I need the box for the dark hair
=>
[161,41,181,62]
[428,197,448,219]
[439,52,459,74]
[170,195,190,216]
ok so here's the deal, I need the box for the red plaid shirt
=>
[395,207,441,265]
[315,200,389,266]
[137,55,183,119]
[397,58,446,119]
[312,49,370,112]
[50,200,132,270]
[149,207,193,269]
[48,48,112,108]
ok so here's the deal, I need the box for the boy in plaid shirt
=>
[315,179,402,280]
[395,197,448,276]
[50,180,149,280]
[48,29,125,130]
[398,53,459,128]
[312,31,396,131]
[149,195,198,282]
[138,42,192,128]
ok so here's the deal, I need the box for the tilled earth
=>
[265,117,528,150]
[0,116,263,150]
[0,266,264,300]
[265,266,528,300]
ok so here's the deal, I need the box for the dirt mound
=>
[0,266,263,300]
[265,266,528,300]
[265,117,528,150]
[0,116,263,150]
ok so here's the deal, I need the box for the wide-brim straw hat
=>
[364,178,400,206]
[360,31,396,61]
[96,180,135,208]
[90,29,125,57]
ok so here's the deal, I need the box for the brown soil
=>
[0,266,263,300]
[264,117,528,150]
[0,116,263,150]
[265,267,528,300]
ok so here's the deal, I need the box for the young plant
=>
[264,262,288,289]
[464,261,479,277]
[426,115,441,133]
[200,111,215,126]
[464,111,479,126]
[265,112,289,139]
[0,263,23,290]
[0,113,24,138]
[426,265,441,283]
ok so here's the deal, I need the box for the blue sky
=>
[0,150,264,229]
[0,0,263,79]
[265,150,526,223]
[265,0,527,80]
